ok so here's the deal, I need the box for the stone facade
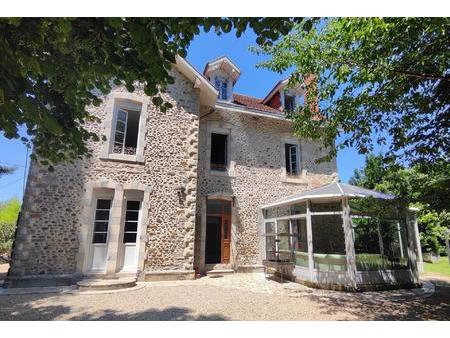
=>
[7,60,337,287]
[7,68,201,284]
[194,108,337,272]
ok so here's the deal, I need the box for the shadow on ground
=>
[298,276,450,320]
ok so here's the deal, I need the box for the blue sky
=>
[0,28,382,202]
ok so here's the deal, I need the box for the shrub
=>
[0,198,21,256]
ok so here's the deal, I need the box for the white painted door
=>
[121,200,141,272]
[90,199,112,271]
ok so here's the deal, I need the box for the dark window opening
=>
[92,199,111,244]
[284,94,295,112]
[285,143,299,175]
[113,108,140,155]
[211,133,228,171]
[123,200,140,244]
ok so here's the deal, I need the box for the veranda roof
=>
[262,182,395,209]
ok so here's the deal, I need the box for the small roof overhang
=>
[203,56,241,84]
[261,182,396,209]
[174,55,218,107]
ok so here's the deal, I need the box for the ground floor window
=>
[123,201,140,243]
[292,218,308,267]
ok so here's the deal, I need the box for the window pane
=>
[93,233,107,244]
[210,133,228,170]
[116,120,126,133]
[265,221,275,234]
[266,235,276,260]
[127,201,140,211]
[207,199,222,214]
[380,220,408,269]
[277,205,291,218]
[291,203,306,215]
[285,94,295,112]
[124,221,138,232]
[264,208,277,219]
[94,221,108,232]
[117,109,127,122]
[277,220,290,234]
[278,235,291,251]
[353,217,383,271]
[292,219,308,267]
[95,210,110,221]
[285,143,299,175]
[96,199,111,210]
[223,200,231,214]
[114,131,124,144]
[124,110,140,149]
[126,210,139,221]
[312,214,346,271]
[123,232,137,243]
[310,201,342,213]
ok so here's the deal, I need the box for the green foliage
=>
[350,154,449,254]
[0,17,307,169]
[253,18,450,165]
[0,165,16,177]
[0,198,21,255]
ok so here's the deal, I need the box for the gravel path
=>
[0,273,449,321]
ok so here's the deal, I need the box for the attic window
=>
[284,94,296,112]
[214,77,228,100]
[113,108,140,155]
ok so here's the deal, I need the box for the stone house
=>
[6,56,337,287]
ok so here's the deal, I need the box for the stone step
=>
[206,269,234,277]
[205,263,232,271]
[77,277,136,291]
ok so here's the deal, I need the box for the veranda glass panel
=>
[292,218,308,267]
[310,201,342,213]
[353,217,384,271]
[264,208,277,219]
[312,214,347,271]
[291,203,306,215]
[380,220,409,269]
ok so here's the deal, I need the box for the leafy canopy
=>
[253,18,450,165]
[0,17,306,168]
[350,154,449,254]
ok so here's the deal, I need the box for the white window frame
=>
[100,92,149,163]
[281,136,305,184]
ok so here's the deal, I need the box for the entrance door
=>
[205,199,231,264]
[120,200,141,272]
[90,199,112,271]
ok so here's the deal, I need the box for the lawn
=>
[424,256,450,276]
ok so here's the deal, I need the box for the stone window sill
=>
[208,169,236,178]
[100,153,145,164]
[281,175,308,185]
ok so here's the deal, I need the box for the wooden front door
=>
[206,199,231,264]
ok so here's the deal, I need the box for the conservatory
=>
[261,182,422,291]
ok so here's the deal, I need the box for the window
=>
[292,218,309,267]
[311,214,347,271]
[92,199,112,244]
[214,77,228,100]
[285,143,299,175]
[211,133,228,171]
[284,94,295,112]
[113,108,140,155]
[123,200,140,243]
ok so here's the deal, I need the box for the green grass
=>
[424,256,450,276]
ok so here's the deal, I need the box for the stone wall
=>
[8,68,200,278]
[194,109,337,269]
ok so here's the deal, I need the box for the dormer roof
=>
[203,56,241,84]
[262,77,304,105]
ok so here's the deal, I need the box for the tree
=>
[350,154,449,254]
[253,18,449,165]
[0,165,16,177]
[0,198,21,256]
[0,17,307,168]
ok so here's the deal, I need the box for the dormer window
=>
[214,77,228,100]
[284,94,296,112]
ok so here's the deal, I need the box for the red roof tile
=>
[232,93,282,114]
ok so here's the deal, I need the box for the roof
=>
[261,182,396,209]
[174,56,218,107]
[232,93,282,114]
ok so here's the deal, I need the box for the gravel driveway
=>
[0,273,449,321]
